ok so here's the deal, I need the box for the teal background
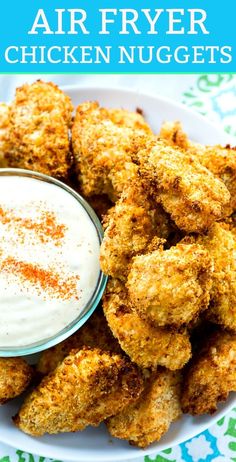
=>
[0,0,235,72]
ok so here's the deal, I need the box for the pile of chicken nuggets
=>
[0,80,236,448]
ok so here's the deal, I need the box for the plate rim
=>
[62,83,235,145]
[0,399,235,462]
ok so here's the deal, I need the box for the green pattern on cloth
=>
[182,74,236,138]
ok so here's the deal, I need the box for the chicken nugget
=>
[160,121,189,150]
[0,103,10,167]
[225,213,236,236]
[182,330,236,415]
[127,242,213,328]
[37,309,121,375]
[107,369,182,448]
[135,138,230,233]
[85,194,113,221]
[0,358,33,404]
[100,182,170,280]
[72,102,152,201]
[6,81,73,178]
[14,347,143,436]
[197,145,236,212]
[103,279,191,370]
[109,108,151,131]
[160,121,236,212]
[188,223,236,331]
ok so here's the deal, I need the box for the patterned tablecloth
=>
[0,73,235,462]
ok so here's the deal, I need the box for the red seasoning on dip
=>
[0,174,101,347]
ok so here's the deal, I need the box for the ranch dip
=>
[0,174,101,347]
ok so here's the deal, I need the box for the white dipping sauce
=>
[0,175,101,347]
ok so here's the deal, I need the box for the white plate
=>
[0,86,235,462]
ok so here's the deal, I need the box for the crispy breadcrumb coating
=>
[100,182,170,280]
[72,101,152,201]
[6,81,73,178]
[14,348,143,436]
[103,279,191,370]
[68,181,113,221]
[134,137,230,233]
[0,358,33,404]
[226,213,236,236]
[107,369,182,448]
[0,91,234,442]
[160,121,190,150]
[197,145,236,212]
[85,194,113,221]
[186,223,236,331]
[108,108,151,131]
[127,242,213,328]
[0,103,10,167]
[182,330,236,415]
[160,121,236,212]
[37,309,121,375]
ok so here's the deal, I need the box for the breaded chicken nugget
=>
[107,369,182,448]
[197,145,236,212]
[103,279,191,370]
[226,213,236,236]
[187,223,236,331]
[135,138,230,233]
[160,121,189,150]
[37,309,121,375]
[127,242,213,328]
[0,103,10,167]
[72,102,152,201]
[0,358,33,404]
[85,194,113,221]
[14,348,143,436]
[182,330,236,415]
[100,182,170,280]
[109,108,151,131]
[160,121,236,212]
[6,81,73,178]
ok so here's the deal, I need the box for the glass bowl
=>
[0,168,107,357]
